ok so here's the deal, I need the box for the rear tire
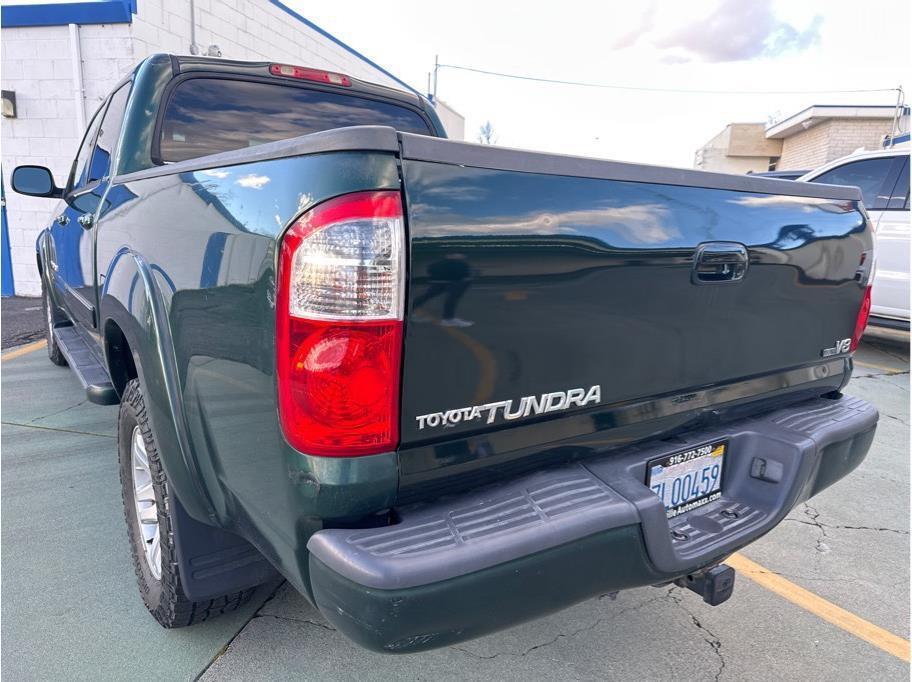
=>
[42,285,67,366]
[117,379,255,627]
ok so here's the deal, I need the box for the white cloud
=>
[618,0,823,63]
[236,174,271,189]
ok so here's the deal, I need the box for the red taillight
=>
[850,285,872,352]
[270,63,351,87]
[276,191,404,456]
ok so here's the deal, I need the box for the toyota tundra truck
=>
[12,54,878,653]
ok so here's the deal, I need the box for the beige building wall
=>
[778,119,899,169]
[697,150,773,174]
[727,123,782,157]
[694,123,781,173]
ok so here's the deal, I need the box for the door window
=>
[886,157,909,210]
[88,83,131,183]
[67,108,104,193]
[812,157,897,210]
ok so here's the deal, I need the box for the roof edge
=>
[766,103,910,139]
[0,0,135,27]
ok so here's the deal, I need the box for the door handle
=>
[77,214,94,229]
[692,242,749,284]
[56,213,69,226]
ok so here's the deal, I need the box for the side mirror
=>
[11,165,63,198]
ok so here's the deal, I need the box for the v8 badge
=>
[821,338,851,357]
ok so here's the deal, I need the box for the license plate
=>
[647,440,727,519]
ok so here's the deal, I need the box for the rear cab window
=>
[157,77,432,163]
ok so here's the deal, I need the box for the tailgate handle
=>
[692,242,749,284]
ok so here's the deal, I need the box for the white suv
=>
[799,148,910,330]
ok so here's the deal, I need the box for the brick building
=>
[695,104,909,174]
[766,105,909,169]
[0,0,463,296]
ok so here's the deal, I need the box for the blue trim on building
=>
[1,174,14,297]
[268,1,421,97]
[1,1,135,27]
[885,132,910,146]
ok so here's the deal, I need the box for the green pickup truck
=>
[12,54,878,653]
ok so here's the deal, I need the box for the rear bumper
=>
[307,394,877,653]
[868,314,910,332]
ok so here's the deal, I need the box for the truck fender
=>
[100,247,217,524]
[35,229,61,307]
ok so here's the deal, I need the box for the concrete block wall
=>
[129,0,404,89]
[2,22,144,295]
[779,119,895,170]
[819,119,897,162]
[1,1,414,295]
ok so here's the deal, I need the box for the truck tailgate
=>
[396,134,870,492]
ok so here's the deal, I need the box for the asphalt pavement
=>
[1,296,45,349]
[1,328,908,680]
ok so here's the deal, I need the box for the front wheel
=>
[117,379,255,627]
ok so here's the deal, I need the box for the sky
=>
[291,0,909,168]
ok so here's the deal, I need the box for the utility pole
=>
[432,55,439,103]
[888,86,904,148]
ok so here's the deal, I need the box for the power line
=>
[436,63,901,96]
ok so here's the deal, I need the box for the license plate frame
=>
[646,440,727,519]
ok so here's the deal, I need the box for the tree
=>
[477,121,497,145]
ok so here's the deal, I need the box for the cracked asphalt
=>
[1,329,908,680]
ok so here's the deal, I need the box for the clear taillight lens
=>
[287,196,402,320]
[276,191,404,456]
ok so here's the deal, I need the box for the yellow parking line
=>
[728,553,910,662]
[855,360,907,374]
[1,340,46,361]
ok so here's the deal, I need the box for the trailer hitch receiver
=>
[676,564,735,606]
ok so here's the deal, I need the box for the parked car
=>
[12,54,878,653]
[799,149,911,330]
[747,169,810,180]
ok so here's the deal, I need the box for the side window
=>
[886,157,909,210]
[812,157,896,210]
[88,83,131,183]
[68,108,104,193]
